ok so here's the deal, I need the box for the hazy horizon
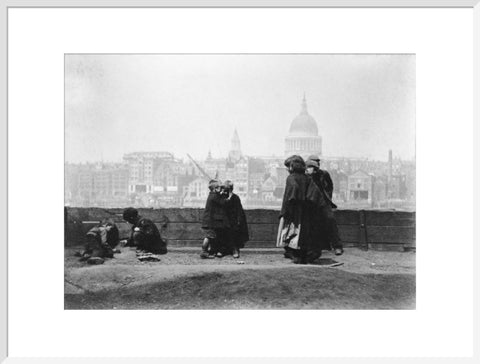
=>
[63,150,414,165]
[65,54,415,163]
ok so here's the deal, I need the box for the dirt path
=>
[65,246,415,295]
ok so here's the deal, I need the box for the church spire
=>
[229,128,242,162]
[231,128,241,152]
[232,128,240,143]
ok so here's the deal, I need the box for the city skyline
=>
[65,54,415,163]
[63,143,415,165]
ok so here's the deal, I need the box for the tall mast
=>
[186,153,212,181]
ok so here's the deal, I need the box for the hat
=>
[208,179,220,190]
[223,180,234,191]
[284,155,304,168]
[305,159,319,169]
[122,207,138,221]
[307,154,321,163]
[284,155,306,173]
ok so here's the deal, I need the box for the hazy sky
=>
[65,54,415,163]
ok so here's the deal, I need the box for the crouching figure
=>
[78,219,120,264]
[122,207,167,255]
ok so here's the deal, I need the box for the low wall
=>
[65,207,415,252]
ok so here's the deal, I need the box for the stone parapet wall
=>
[65,207,416,252]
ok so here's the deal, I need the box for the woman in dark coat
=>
[279,155,325,264]
[306,157,344,256]
[223,180,249,258]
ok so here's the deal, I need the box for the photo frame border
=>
[1,0,480,363]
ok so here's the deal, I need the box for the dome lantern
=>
[288,94,319,136]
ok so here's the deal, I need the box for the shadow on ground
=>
[65,266,415,310]
[65,246,415,310]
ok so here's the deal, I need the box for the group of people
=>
[76,207,168,264]
[76,155,342,265]
[278,154,343,264]
[200,179,249,259]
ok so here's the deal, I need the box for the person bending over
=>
[122,207,167,255]
[200,179,232,258]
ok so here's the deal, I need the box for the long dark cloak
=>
[310,172,340,251]
[312,170,337,208]
[226,193,249,248]
[279,173,325,251]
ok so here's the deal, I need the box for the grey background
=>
[65,54,415,163]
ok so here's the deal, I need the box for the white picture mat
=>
[7,8,473,358]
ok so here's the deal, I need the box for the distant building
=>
[285,94,322,159]
[247,158,267,199]
[72,165,93,204]
[123,151,175,194]
[372,176,388,208]
[183,177,210,208]
[347,170,373,203]
[65,163,80,203]
[329,169,348,202]
[152,158,185,193]
[93,163,129,201]
[226,130,248,200]
[228,129,242,162]
[202,152,227,180]
[226,159,248,200]
[65,102,415,210]
[388,174,408,200]
[261,175,278,201]
[64,162,128,207]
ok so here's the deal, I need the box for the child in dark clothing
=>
[76,219,120,264]
[200,179,232,258]
[223,180,249,259]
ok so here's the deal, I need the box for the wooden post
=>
[359,209,368,250]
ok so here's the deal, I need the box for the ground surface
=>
[64,246,415,310]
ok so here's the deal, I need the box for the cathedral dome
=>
[288,95,318,136]
[285,94,322,158]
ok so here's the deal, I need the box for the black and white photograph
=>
[3,1,479,360]
[64,54,416,310]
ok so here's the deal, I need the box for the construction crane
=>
[186,153,212,181]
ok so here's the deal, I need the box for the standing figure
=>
[122,207,167,255]
[278,155,324,264]
[223,180,249,259]
[200,179,232,258]
[306,155,344,256]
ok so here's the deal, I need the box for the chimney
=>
[388,150,393,177]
